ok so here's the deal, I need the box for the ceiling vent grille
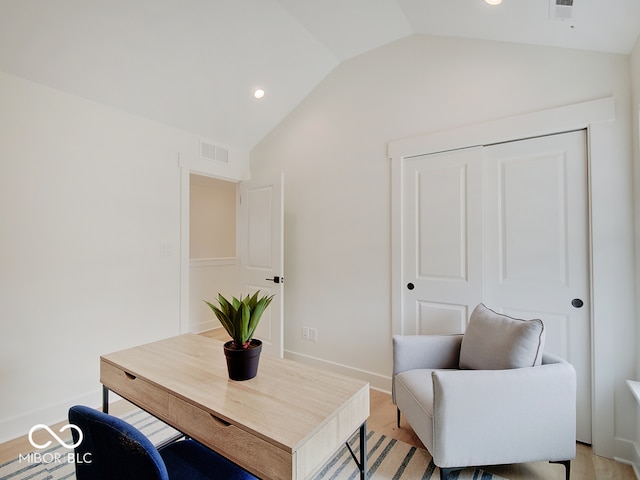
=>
[199,140,229,164]
[551,0,574,20]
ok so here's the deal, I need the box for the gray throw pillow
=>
[459,304,545,370]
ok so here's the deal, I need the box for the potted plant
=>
[204,291,274,380]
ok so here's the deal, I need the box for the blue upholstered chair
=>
[68,405,257,480]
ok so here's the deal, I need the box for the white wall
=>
[189,175,236,259]
[0,71,249,442]
[250,34,636,458]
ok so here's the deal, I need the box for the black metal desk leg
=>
[345,421,367,479]
[102,385,109,414]
[359,421,367,480]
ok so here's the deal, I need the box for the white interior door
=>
[402,147,484,334]
[483,130,591,443]
[238,174,284,357]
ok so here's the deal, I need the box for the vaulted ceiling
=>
[1,0,639,150]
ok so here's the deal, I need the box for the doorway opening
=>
[188,174,237,333]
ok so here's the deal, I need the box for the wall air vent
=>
[551,0,574,20]
[199,139,229,164]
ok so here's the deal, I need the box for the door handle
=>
[266,276,283,284]
[571,298,584,308]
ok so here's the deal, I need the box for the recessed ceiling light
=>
[485,0,502,4]
[253,89,265,99]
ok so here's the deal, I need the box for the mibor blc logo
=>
[28,424,83,449]
[19,423,92,465]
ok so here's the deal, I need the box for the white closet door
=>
[402,147,484,335]
[483,130,591,443]
[400,131,591,443]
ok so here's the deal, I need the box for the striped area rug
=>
[315,429,504,480]
[0,410,504,480]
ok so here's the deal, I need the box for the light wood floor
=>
[1,329,635,480]
[368,388,634,479]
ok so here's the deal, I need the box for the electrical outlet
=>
[302,326,309,340]
[309,328,317,342]
[160,243,173,257]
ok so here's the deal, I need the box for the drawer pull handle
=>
[209,414,231,427]
[124,372,137,380]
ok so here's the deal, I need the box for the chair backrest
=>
[68,405,169,480]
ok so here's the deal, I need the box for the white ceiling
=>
[1,0,639,150]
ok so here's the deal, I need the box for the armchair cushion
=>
[459,304,545,370]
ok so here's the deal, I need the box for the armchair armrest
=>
[392,335,463,375]
[431,361,576,468]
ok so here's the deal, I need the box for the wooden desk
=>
[100,334,369,479]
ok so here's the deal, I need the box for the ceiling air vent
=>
[199,140,229,164]
[551,0,574,20]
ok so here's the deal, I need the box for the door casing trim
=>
[389,97,619,458]
[178,153,243,335]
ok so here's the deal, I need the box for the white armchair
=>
[392,305,576,480]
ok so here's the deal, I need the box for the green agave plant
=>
[205,291,274,349]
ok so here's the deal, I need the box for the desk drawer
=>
[168,395,292,480]
[100,361,169,417]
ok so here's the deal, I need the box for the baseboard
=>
[284,349,392,393]
[614,436,640,478]
[0,389,104,445]
[190,319,219,334]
